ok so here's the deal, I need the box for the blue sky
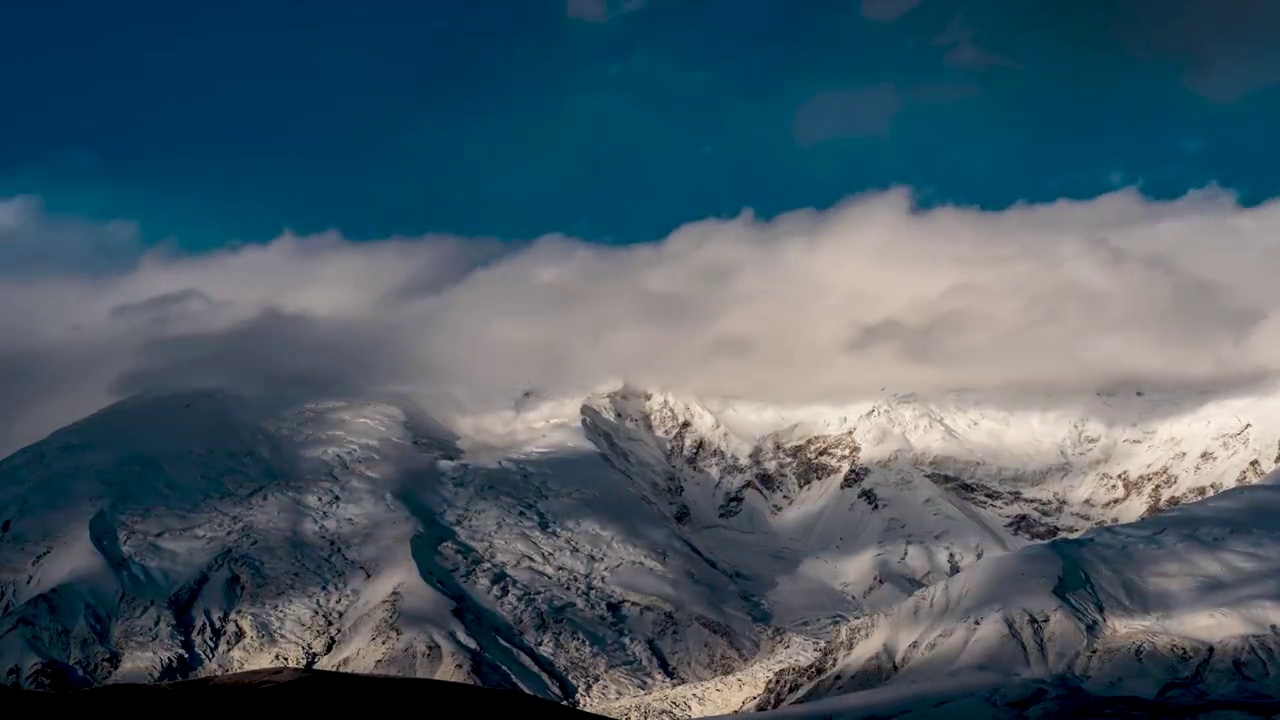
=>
[4,0,1279,249]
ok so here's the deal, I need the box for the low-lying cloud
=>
[3,187,1280,455]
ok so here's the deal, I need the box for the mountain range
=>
[3,385,1280,717]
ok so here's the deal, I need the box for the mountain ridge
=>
[748,469,1280,717]
[3,385,1280,717]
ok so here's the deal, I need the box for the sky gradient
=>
[5,0,1280,250]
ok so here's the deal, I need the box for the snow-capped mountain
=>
[2,385,1280,716]
[0,391,774,706]
[582,388,1280,633]
[748,468,1280,718]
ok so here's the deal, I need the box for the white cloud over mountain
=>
[2,187,1280,456]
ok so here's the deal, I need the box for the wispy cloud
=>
[3,188,1280,456]
[1110,0,1280,102]
[792,81,980,145]
[859,0,923,23]
[566,0,647,23]
[933,14,1020,70]
[792,84,902,145]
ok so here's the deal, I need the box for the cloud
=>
[1107,0,1280,102]
[0,195,142,277]
[109,288,218,326]
[792,84,902,145]
[4,187,1280,456]
[566,0,647,23]
[933,14,1020,70]
[792,82,980,145]
[859,0,922,23]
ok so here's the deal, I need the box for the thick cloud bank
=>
[2,187,1279,455]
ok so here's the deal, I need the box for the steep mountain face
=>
[1,386,1279,716]
[750,472,1280,718]
[0,391,772,705]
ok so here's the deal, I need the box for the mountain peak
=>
[6,385,1280,716]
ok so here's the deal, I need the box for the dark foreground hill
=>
[6,668,1280,718]
[0,667,607,716]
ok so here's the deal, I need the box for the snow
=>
[751,468,1280,715]
[600,635,822,720]
[2,383,1280,715]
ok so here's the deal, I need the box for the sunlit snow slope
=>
[1,386,1279,715]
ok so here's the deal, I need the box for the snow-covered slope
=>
[0,390,773,705]
[580,388,1280,632]
[750,467,1280,717]
[2,385,1279,716]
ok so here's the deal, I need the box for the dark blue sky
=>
[3,0,1279,249]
